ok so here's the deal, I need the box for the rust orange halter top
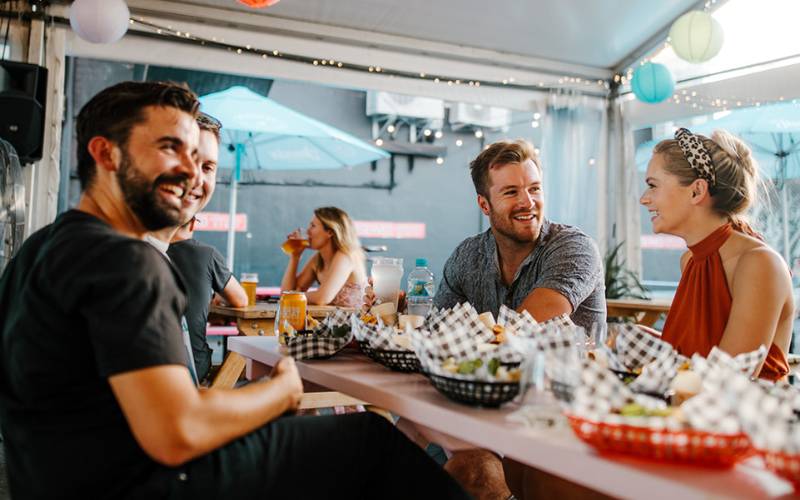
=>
[661,223,789,381]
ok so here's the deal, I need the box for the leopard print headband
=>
[675,127,716,187]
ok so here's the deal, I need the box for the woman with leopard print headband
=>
[639,128,791,381]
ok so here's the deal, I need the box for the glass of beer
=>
[275,290,308,336]
[281,230,310,255]
[240,272,258,306]
[371,257,404,309]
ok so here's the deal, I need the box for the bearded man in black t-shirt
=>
[0,81,467,500]
[152,113,248,382]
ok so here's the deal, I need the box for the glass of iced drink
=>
[371,257,404,309]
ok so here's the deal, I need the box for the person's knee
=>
[445,449,510,500]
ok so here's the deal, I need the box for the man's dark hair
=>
[469,139,542,198]
[75,81,200,190]
[197,112,222,143]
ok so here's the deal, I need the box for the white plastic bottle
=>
[406,258,435,316]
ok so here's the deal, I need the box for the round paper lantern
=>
[631,62,675,104]
[238,0,281,7]
[70,0,130,44]
[669,10,724,63]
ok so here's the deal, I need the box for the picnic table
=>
[606,298,672,327]
[228,336,794,499]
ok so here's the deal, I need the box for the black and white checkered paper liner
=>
[681,364,796,445]
[691,345,767,379]
[426,302,495,342]
[611,323,683,370]
[570,360,679,429]
[284,309,354,360]
[504,322,585,393]
[410,327,515,381]
[497,305,540,337]
[351,313,413,351]
[628,349,681,395]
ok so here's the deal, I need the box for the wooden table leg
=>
[211,319,273,388]
[211,352,248,389]
[638,311,662,328]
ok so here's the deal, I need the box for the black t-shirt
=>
[0,210,189,499]
[167,239,232,381]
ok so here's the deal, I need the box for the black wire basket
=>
[426,372,520,407]
[371,348,421,373]
[357,341,420,372]
[357,340,380,361]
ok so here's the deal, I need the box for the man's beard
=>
[117,150,189,231]
[488,204,542,245]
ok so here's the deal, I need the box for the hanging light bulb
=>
[70,0,130,44]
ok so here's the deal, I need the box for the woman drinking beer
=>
[280,206,367,307]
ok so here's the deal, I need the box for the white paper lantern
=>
[70,0,130,44]
[669,10,724,63]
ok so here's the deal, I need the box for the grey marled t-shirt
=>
[433,219,606,330]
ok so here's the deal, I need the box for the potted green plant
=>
[605,241,649,302]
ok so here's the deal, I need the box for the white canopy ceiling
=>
[177,0,699,70]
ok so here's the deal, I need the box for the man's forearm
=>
[181,375,297,461]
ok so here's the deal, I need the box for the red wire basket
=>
[760,450,800,488]
[567,415,753,467]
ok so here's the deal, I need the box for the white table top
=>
[229,336,795,499]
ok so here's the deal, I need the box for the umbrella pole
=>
[782,178,791,265]
[226,143,242,271]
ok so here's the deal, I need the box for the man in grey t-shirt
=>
[434,139,605,499]
[435,139,605,331]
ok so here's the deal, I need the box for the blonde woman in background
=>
[281,206,367,307]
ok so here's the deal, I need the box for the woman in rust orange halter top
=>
[640,128,793,381]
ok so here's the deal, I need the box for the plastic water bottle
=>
[406,258,435,317]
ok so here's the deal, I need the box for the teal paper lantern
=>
[631,63,675,104]
[669,11,724,63]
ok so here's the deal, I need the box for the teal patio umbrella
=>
[636,102,800,262]
[199,86,390,269]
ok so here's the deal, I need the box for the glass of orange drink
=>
[281,231,310,255]
[240,272,258,306]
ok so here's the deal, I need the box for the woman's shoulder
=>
[726,233,789,284]
[724,231,781,263]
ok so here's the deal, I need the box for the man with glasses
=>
[149,113,248,383]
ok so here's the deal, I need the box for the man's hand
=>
[271,357,303,412]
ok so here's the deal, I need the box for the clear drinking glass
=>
[371,257,404,308]
[240,272,258,306]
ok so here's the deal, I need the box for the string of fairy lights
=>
[126,16,611,96]
[3,3,793,119]
[124,13,795,115]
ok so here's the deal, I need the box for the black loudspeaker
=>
[0,61,48,164]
